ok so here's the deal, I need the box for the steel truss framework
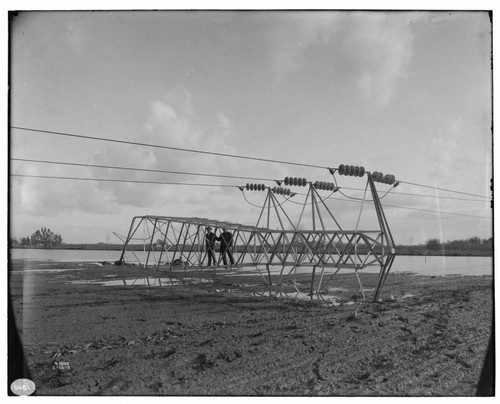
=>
[117,175,396,301]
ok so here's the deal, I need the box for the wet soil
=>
[9,260,494,396]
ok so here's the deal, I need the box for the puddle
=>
[65,277,364,308]
[66,275,361,306]
[10,268,84,274]
[289,292,341,304]
[70,277,181,287]
[328,287,348,292]
[182,278,214,283]
[69,276,217,287]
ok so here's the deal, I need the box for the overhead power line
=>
[10,157,277,182]
[11,125,490,200]
[399,180,489,200]
[379,202,491,220]
[10,126,326,169]
[340,186,487,203]
[280,189,491,219]
[11,173,492,220]
[12,157,489,204]
[11,174,236,188]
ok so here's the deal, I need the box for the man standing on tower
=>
[205,227,217,266]
[218,228,235,267]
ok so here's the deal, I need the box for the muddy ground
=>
[9,260,494,396]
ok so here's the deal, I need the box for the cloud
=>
[428,118,461,182]
[350,14,417,106]
[10,88,245,222]
[269,12,341,82]
[217,112,232,134]
[269,12,420,106]
[90,88,244,213]
[10,173,117,218]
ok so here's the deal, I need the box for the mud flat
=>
[9,260,493,396]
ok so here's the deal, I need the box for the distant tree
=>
[9,237,18,247]
[30,227,63,249]
[426,238,442,251]
[483,238,493,249]
[468,236,481,246]
[20,236,31,246]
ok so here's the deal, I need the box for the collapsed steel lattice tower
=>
[116,167,396,302]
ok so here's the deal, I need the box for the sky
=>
[8,8,493,245]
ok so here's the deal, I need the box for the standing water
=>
[9,249,492,277]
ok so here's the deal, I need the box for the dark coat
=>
[218,231,233,250]
[205,231,217,248]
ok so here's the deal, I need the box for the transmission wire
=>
[11,173,491,219]
[11,125,490,200]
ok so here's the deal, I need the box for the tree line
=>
[10,227,63,249]
[398,237,493,256]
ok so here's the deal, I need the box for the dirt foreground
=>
[9,260,494,396]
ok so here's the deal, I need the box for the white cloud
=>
[269,12,420,106]
[350,14,417,106]
[11,179,117,220]
[217,112,232,135]
[429,119,461,181]
[269,12,341,83]
[90,88,245,212]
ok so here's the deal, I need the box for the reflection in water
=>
[70,276,215,287]
[10,268,86,274]
[66,276,354,305]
